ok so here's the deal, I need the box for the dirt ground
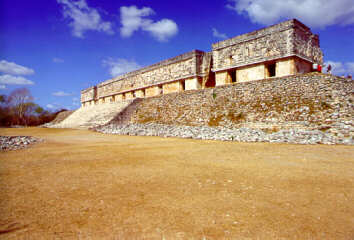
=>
[0,128,353,240]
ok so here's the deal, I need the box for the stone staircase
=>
[50,100,134,129]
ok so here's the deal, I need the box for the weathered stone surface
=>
[81,19,323,106]
[97,73,353,145]
[50,100,135,129]
[43,110,74,127]
[75,20,353,146]
[81,50,207,104]
[212,19,322,72]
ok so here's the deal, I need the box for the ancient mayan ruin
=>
[80,19,323,106]
[50,19,352,145]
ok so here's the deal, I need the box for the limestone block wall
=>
[135,89,145,98]
[276,58,295,77]
[185,77,202,90]
[215,71,231,86]
[292,22,323,64]
[81,86,96,103]
[118,73,352,136]
[163,81,184,94]
[211,19,322,73]
[95,50,207,99]
[212,21,293,72]
[146,86,162,97]
[236,64,265,83]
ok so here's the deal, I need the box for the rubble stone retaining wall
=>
[97,73,353,144]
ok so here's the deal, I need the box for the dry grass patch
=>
[0,127,353,239]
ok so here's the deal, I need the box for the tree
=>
[0,94,6,103]
[35,106,44,115]
[23,102,37,117]
[8,88,34,125]
[0,89,58,127]
[0,94,10,126]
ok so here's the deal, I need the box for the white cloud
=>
[0,75,34,85]
[52,91,73,96]
[0,85,6,89]
[53,58,64,63]
[324,61,354,76]
[120,5,178,42]
[120,6,154,37]
[212,28,228,39]
[226,0,354,28]
[0,60,34,75]
[46,104,56,109]
[102,58,141,77]
[46,103,64,110]
[143,19,178,42]
[57,0,113,38]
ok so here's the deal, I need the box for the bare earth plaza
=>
[1,18,353,239]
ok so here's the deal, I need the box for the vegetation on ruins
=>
[0,87,65,127]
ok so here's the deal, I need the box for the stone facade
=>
[81,50,207,105]
[100,73,353,144]
[212,19,322,85]
[81,19,323,106]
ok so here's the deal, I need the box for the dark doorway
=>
[181,80,185,91]
[266,63,276,77]
[228,69,236,83]
[205,72,216,88]
[158,85,163,95]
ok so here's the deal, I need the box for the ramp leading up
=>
[50,100,134,129]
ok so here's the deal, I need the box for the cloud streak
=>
[53,58,64,63]
[52,91,73,97]
[57,0,113,38]
[226,0,354,28]
[0,60,34,75]
[0,75,34,85]
[212,28,228,39]
[120,5,178,42]
[102,58,141,77]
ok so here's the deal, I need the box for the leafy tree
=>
[35,106,44,115]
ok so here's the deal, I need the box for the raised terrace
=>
[81,19,323,107]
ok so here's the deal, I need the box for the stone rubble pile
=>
[0,136,42,151]
[95,123,353,145]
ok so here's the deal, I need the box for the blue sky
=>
[1,0,354,111]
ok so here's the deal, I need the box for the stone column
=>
[237,64,265,82]
[276,58,296,77]
[115,94,123,102]
[146,86,162,97]
[215,71,231,86]
[135,89,145,98]
[185,77,201,90]
[125,92,134,100]
[163,81,184,94]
